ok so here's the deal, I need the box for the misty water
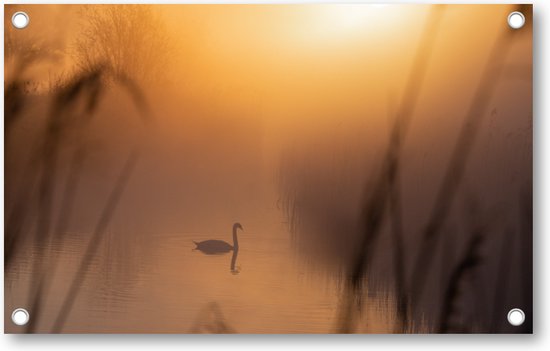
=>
[6,215,348,333]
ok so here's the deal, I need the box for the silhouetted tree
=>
[73,5,175,85]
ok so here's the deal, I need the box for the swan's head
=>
[233,222,243,231]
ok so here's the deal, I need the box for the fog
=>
[4,4,532,333]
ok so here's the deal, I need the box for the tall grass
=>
[278,4,531,333]
[409,7,524,308]
[5,62,150,333]
[51,151,139,333]
[336,5,447,333]
[345,4,530,333]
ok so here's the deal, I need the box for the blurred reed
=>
[336,5,447,333]
[277,4,531,333]
[5,58,149,332]
[409,3,528,311]
[51,150,139,333]
[189,302,236,334]
[340,4,530,333]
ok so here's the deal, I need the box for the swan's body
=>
[193,223,242,255]
[193,240,233,254]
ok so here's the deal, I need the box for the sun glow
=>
[305,4,410,39]
[331,5,374,29]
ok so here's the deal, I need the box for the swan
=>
[193,223,243,255]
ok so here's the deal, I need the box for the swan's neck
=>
[232,228,239,251]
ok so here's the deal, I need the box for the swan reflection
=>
[193,222,242,274]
